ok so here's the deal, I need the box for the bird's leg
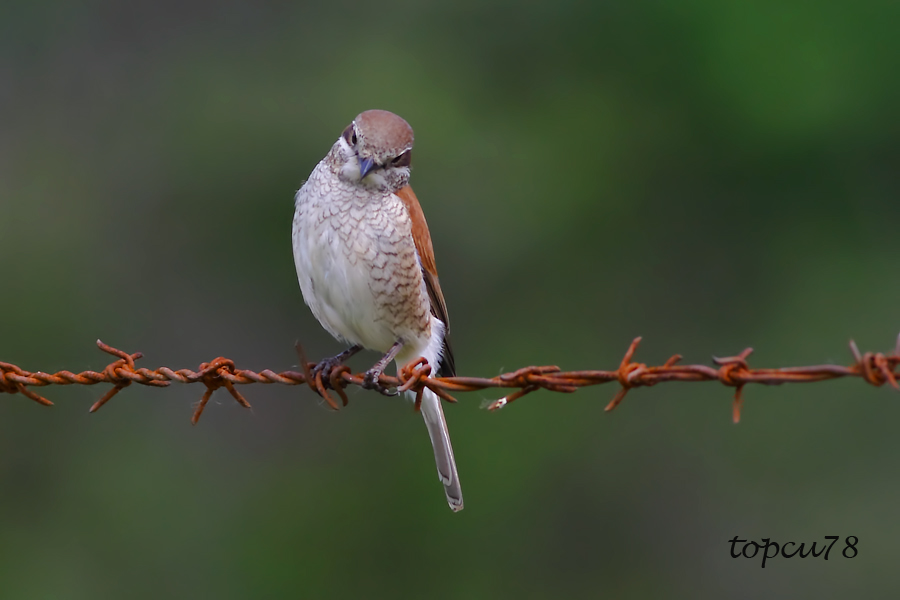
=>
[312,345,362,386]
[363,341,403,396]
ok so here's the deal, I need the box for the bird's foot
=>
[311,358,344,389]
[362,366,398,396]
[311,345,362,389]
[360,341,404,396]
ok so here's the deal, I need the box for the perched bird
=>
[292,110,462,511]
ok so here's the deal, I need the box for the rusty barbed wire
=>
[1,334,898,424]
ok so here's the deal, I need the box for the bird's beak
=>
[358,156,376,180]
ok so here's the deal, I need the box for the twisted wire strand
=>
[1,334,898,424]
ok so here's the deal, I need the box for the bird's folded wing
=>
[396,185,456,377]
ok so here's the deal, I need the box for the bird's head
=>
[332,109,414,193]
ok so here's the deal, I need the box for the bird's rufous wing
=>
[396,185,456,377]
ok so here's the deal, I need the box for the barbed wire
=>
[1,334,898,424]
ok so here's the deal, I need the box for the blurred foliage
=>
[1,1,899,598]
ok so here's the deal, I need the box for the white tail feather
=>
[417,387,463,511]
[396,317,462,512]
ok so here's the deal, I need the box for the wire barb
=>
[1,333,899,423]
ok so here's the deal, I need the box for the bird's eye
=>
[392,150,411,168]
[342,124,357,146]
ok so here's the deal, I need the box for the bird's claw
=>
[363,368,398,396]
[312,355,349,389]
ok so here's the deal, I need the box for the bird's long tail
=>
[416,387,463,512]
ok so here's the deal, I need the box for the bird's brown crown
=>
[354,110,414,160]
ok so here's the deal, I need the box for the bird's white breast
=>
[292,161,432,354]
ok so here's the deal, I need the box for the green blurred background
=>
[1,1,899,598]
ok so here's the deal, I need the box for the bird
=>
[291,109,462,512]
